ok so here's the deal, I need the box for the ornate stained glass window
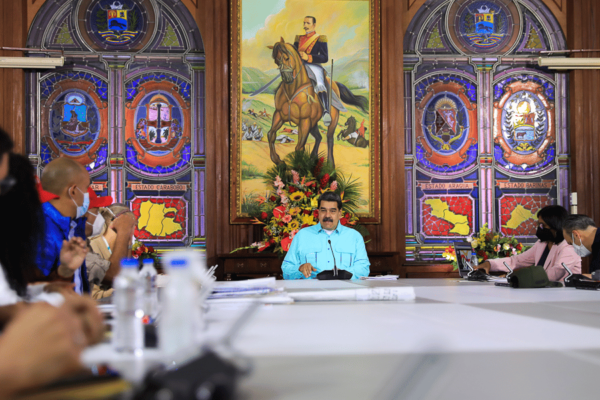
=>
[404,0,567,261]
[26,0,206,252]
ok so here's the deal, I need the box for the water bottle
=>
[471,253,479,268]
[159,256,197,356]
[112,258,144,353]
[139,258,158,322]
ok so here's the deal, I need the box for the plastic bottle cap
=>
[121,258,138,268]
[142,258,154,265]
[170,258,188,268]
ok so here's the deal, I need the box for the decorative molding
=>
[552,0,562,11]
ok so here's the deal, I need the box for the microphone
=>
[328,240,338,277]
[317,239,353,280]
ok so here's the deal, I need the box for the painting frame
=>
[230,0,381,224]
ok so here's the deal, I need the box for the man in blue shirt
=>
[282,192,370,279]
[36,158,91,294]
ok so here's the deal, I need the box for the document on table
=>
[360,275,399,281]
[288,287,416,302]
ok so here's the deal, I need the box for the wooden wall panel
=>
[567,0,600,273]
[0,0,28,154]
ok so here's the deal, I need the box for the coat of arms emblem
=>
[428,98,465,151]
[94,1,140,45]
[61,93,90,137]
[494,81,555,171]
[135,94,182,151]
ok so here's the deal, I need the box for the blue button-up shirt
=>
[36,202,89,294]
[282,222,370,280]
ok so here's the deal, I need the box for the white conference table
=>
[203,279,600,400]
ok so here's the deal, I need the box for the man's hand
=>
[299,263,317,278]
[58,237,88,277]
[63,295,105,346]
[300,51,309,61]
[0,303,87,397]
[478,261,491,274]
[110,213,136,236]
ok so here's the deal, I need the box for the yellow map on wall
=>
[137,201,182,237]
[503,205,535,230]
[424,198,470,235]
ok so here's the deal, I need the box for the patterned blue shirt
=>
[36,202,89,294]
[282,222,370,280]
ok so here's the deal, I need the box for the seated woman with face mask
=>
[478,205,581,282]
[85,204,137,299]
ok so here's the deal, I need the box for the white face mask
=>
[70,186,90,219]
[572,233,592,258]
[86,211,105,237]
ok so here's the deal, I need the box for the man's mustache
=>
[322,218,333,222]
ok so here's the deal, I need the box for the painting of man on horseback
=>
[266,38,367,166]
[232,1,379,220]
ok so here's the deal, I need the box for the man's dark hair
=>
[318,191,342,210]
[305,16,316,24]
[537,205,568,244]
[563,214,597,236]
[0,128,14,157]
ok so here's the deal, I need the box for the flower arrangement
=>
[132,241,159,263]
[235,151,368,255]
[443,223,528,270]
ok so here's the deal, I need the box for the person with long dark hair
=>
[478,205,581,281]
[0,153,44,301]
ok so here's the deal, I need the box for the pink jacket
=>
[488,240,581,282]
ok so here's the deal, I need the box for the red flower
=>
[516,243,523,251]
[148,246,155,253]
[301,224,309,228]
[313,210,319,219]
[313,157,324,177]
[305,191,312,197]
[258,243,270,252]
[278,221,284,227]
[263,227,269,233]
[281,237,292,252]
[340,218,348,226]
[261,212,268,220]
[345,213,350,219]
[283,232,289,238]
[483,253,488,261]
[270,195,277,202]
[273,205,286,218]
[304,209,311,215]
[289,187,297,193]
[320,173,330,188]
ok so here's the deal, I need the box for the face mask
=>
[0,175,16,196]
[536,225,555,243]
[70,186,90,219]
[86,211,105,237]
[572,233,592,257]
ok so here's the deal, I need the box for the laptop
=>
[452,242,475,278]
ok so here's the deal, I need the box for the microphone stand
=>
[317,239,353,280]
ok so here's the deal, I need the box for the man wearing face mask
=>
[86,204,137,299]
[562,215,600,273]
[478,205,581,281]
[84,190,114,238]
[36,158,91,294]
[281,192,370,280]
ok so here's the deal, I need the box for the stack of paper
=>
[360,275,399,281]
[208,277,294,304]
[288,287,416,302]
